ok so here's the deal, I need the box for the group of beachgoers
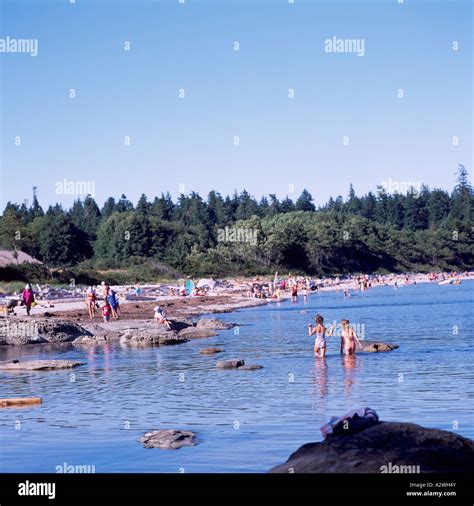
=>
[308,314,363,358]
[85,282,120,322]
[245,271,459,302]
[247,275,315,301]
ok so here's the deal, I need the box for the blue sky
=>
[0,0,472,210]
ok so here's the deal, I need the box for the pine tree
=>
[295,189,315,212]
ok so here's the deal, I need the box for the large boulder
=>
[0,319,92,345]
[360,340,399,352]
[0,359,84,371]
[168,318,194,332]
[139,429,197,450]
[270,421,474,473]
[123,329,188,346]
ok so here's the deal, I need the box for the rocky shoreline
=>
[0,294,265,347]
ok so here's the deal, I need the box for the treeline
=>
[0,165,472,279]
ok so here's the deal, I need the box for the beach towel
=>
[320,407,379,438]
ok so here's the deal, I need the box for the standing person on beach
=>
[21,283,35,316]
[85,286,97,319]
[107,290,120,319]
[101,281,110,300]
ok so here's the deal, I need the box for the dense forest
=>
[0,165,472,283]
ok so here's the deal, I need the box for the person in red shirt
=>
[21,283,35,316]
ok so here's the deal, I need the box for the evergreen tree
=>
[295,189,315,212]
[101,197,116,220]
[152,193,174,221]
[279,196,295,213]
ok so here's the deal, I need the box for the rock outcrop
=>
[139,429,197,450]
[270,421,474,473]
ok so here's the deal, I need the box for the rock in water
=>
[139,429,197,450]
[360,340,399,352]
[238,364,264,371]
[200,347,224,355]
[216,359,245,369]
[0,359,84,371]
[269,421,474,473]
[120,329,189,346]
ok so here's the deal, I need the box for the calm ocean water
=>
[0,281,472,473]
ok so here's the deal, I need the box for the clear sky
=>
[0,0,472,210]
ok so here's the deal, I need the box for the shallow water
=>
[0,281,473,473]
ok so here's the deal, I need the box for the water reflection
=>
[313,357,328,397]
[341,354,360,397]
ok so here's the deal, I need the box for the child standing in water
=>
[339,319,363,355]
[308,314,329,358]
